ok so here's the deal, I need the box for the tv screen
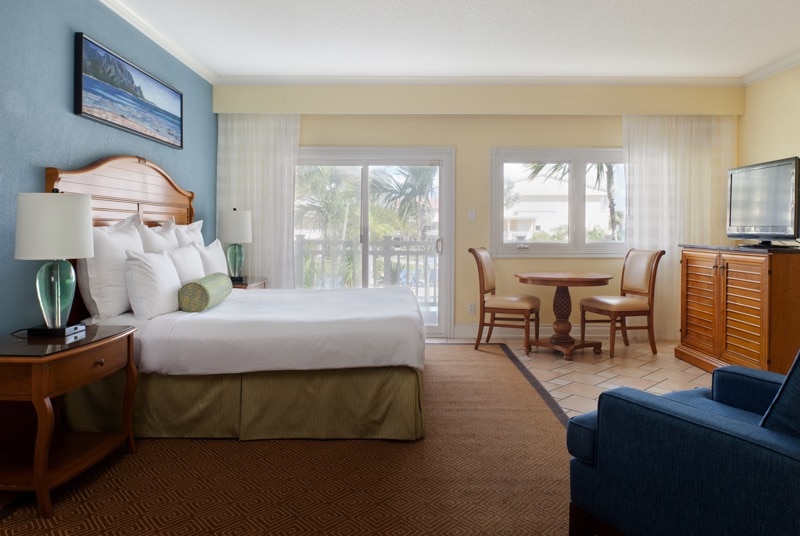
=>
[727,157,800,245]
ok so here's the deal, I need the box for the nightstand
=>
[0,324,137,517]
[232,276,267,289]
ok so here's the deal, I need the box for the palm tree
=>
[523,162,622,240]
[370,166,438,240]
[295,165,361,287]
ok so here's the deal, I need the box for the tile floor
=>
[427,336,712,419]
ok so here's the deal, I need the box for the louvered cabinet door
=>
[718,253,769,370]
[680,249,719,356]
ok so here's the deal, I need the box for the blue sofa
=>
[566,360,800,536]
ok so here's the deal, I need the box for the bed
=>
[53,155,426,440]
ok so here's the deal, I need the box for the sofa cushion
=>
[761,352,800,438]
[566,411,598,465]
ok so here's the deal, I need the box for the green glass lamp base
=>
[226,243,245,278]
[35,259,76,329]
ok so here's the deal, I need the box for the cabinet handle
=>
[95,358,105,366]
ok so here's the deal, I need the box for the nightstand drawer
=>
[47,336,129,395]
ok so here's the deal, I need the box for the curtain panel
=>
[217,114,300,289]
[623,115,736,341]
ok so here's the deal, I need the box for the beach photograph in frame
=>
[74,33,183,149]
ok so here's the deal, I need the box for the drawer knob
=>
[95,358,105,366]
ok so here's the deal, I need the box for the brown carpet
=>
[0,344,570,535]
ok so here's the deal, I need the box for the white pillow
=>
[139,220,180,252]
[193,239,229,276]
[167,245,206,285]
[124,250,182,319]
[175,220,204,247]
[76,214,144,320]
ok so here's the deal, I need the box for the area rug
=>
[0,344,570,535]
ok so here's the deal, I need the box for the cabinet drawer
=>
[46,337,129,395]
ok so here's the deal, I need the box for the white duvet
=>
[101,287,425,375]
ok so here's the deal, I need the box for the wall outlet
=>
[467,302,476,315]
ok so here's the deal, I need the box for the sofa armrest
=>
[712,365,784,414]
[571,387,800,536]
[566,411,597,465]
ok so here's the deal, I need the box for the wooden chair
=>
[579,248,666,358]
[468,247,540,353]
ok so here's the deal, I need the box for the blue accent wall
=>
[0,0,217,333]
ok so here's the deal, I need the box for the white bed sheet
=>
[99,287,425,375]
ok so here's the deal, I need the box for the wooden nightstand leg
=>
[32,396,54,517]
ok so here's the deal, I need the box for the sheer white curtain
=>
[623,115,736,341]
[217,114,300,288]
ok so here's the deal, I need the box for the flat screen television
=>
[727,157,800,247]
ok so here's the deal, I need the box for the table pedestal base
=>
[533,337,602,360]
[538,286,602,359]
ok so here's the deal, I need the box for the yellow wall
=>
[739,65,800,165]
[216,84,746,333]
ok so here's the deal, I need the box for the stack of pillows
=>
[76,214,234,321]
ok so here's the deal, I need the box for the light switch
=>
[467,209,476,221]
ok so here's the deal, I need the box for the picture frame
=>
[74,33,183,149]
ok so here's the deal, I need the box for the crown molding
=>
[214,75,744,88]
[743,49,800,86]
[98,0,215,83]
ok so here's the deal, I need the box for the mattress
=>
[98,286,426,375]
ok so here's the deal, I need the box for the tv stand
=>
[675,246,800,375]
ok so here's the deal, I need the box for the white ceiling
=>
[103,0,800,86]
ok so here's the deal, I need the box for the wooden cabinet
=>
[675,246,800,374]
[0,325,136,517]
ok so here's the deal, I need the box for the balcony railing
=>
[294,235,439,307]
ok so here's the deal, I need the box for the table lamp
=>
[218,208,252,283]
[15,191,94,336]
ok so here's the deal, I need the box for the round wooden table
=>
[514,272,613,360]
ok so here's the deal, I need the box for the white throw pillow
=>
[175,220,204,247]
[193,239,229,276]
[76,214,144,320]
[124,250,182,319]
[167,245,206,285]
[139,220,180,252]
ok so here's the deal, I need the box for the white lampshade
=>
[15,193,94,260]
[218,208,252,244]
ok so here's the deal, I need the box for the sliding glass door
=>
[295,147,453,336]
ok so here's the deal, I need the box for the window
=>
[491,148,626,257]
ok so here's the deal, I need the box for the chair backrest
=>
[620,249,666,303]
[468,247,496,297]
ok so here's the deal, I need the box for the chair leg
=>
[619,317,630,347]
[647,317,657,354]
[609,314,617,358]
[523,313,531,354]
[486,314,495,343]
[580,307,586,342]
[475,316,484,350]
[534,311,540,347]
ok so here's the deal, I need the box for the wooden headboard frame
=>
[46,155,195,227]
[45,155,196,323]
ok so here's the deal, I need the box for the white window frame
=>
[490,147,627,258]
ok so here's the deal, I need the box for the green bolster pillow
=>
[178,272,232,312]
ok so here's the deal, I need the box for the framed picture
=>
[74,33,183,149]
